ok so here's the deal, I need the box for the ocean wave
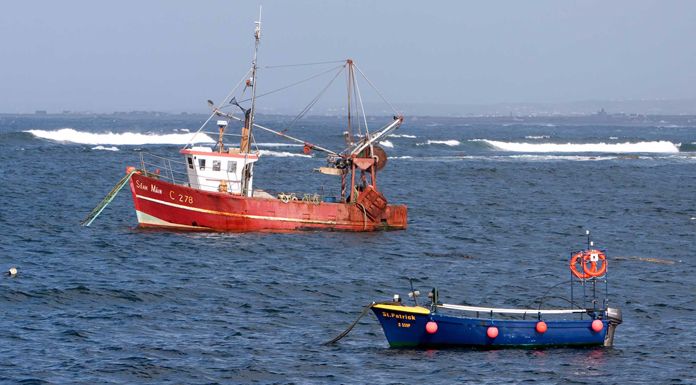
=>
[25,128,215,145]
[678,142,696,152]
[506,154,619,161]
[389,134,416,138]
[524,135,551,139]
[258,150,311,158]
[91,146,119,151]
[481,140,680,153]
[416,139,461,147]
[379,140,394,148]
[384,154,690,163]
[388,156,413,159]
[255,142,303,148]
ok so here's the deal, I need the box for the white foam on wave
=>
[26,128,215,145]
[91,145,119,152]
[417,139,461,147]
[258,149,311,158]
[506,154,618,161]
[482,139,680,153]
[389,134,416,138]
[388,156,413,159]
[609,137,619,140]
[379,140,394,148]
[256,142,303,148]
[524,135,550,139]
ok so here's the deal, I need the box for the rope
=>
[324,302,376,345]
[357,202,368,230]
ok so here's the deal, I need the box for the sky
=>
[1,0,695,114]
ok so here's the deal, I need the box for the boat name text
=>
[381,312,416,321]
[135,180,163,195]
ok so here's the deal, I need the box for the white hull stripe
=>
[135,194,356,226]
[136,210,208,229]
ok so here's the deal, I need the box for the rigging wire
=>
[184,68,252,149]
[235,64,345,104]
[351,66,362,139]
[353,63,401,117]
[282,63,347,133]
[352,69,370,137]
[261,59,346,69]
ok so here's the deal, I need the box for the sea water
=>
[0,113,694,384]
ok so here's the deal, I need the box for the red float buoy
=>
[487,326,499,339]
[425,321,438,334]
[536,321,548,334]
[591,319,604,332]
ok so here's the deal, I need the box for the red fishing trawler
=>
[83,13,407,232]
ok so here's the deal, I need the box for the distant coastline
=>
[5,98,696,119]
[0,110,696,129]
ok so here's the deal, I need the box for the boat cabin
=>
[180,146,258,195]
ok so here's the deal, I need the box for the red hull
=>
[128,173,407,232]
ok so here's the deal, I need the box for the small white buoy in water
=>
[8,267,18,277]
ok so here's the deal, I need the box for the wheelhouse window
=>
[187,157,194,169]
[198,159,206,170]
[227,161,237,173]
[212,160,221,171]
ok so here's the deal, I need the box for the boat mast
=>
[247,7,262,149]
[241,8,262,197]
[346,59,354,146]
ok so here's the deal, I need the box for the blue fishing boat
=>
[369,235,623,348]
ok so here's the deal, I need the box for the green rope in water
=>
[81,170,137,227]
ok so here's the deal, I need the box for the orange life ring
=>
[570,249,607,279]
[569,251,592,279]
[582,249,607,278]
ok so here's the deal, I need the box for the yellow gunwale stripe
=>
[372,304,431,315]
[135,194,355,226]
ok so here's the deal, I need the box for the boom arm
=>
[348,116,403,156]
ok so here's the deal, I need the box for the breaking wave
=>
[91,146,119,151]
[258,150,311,158]
[25,128,215,145]
[256,142,303,148]
[389,134,417,138]
[388,156,413,159]
[417,139,461,147]
[524,135,551,139]
[379,140,394,148]
[480,140,680,153]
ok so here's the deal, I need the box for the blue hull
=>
[372,304,607,348]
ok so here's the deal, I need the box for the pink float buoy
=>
[591,319,604,332]
[487,326,499,338]
[536,321,548,334]
[425,321,438,334]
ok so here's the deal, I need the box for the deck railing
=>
[138,152,189,186]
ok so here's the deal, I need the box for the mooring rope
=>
[324,302,376,345]
[357,203,368,231]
